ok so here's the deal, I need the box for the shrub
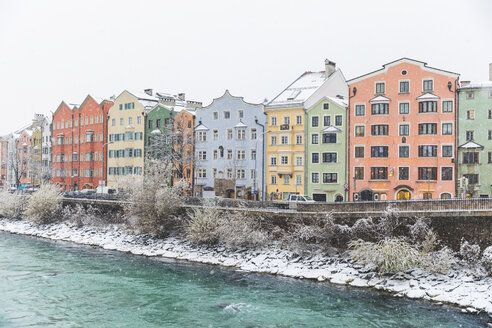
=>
[421,247,455,274]
[218,211,269,248]
[481,246,492,276]
[459,239,481,265]
[0,190,27,219]
[185,205,221,244]
[24,184,63,223]
[409,217,432,244]
[61,204,105,227]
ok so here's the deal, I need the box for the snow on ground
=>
[0,218,491,317]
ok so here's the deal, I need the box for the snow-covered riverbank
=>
[1,218,491,317]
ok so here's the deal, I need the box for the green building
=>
[457,78,492,198]
[145,103,174,159]
[305,96,348,202]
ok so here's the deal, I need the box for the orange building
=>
[16,130,33,187]
[348,58,459,201]
[52,102,76,191]
[173,109,195,196]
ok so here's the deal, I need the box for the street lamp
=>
[254,130,271,201]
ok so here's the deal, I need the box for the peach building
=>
[348,58,459,201]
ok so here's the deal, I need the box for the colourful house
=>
[457,67,492,198]
[348,58,459,201]
[52,102,77,191]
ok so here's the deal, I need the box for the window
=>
[197,131,207,142]
[295,175,302,186]
[213,129,218,141]
[442,145,453,157]
[224,111,230,119]
[212,168,217,178]
[213,149,218,160]
[466,130,474,141]
[464,174,479,185]
[213,112,218,120]
[236,150,245,160]
[226,149,233,160]
[227,129,233,140]
[371,146,388,158]
[111,118,116,126]
[296,135,303,144]
[442,101,453,113]
[323,173,337,183]
[296,156,302,166]
[251,149,256,160]
[399,167,409,180]
[137,116,142,124]
[354,167,364,180]
[312,172,319,183]
[311,116,319,127]
[355,126,365,137]
[271,116,277,126]
[335,115,342,126]
[283,116,290,125]
[489,130,492,140]
[423,192,432,200]
[354,146,364,158]
[488,152,492,164]
[371,124,389,136]
[155,118,159,128]
[271,175,277,185]
[441,167,453,181]
[399,124,409,136]
[399,81,409,93]
[236,169,245,180]
[463,152,479,164]
[250,169,256,180]
[251,128,257,140]
[312,153,319,164]
[355,104,365,116]
[466,91,474,100]
[423,79,433,91]
[322,133,336,143]
[375,82,385,94]
[198,169,206,178]
[283,176,290,185]
[226,168,233,179]
[418,167,437,180]
[280,156,288,165]
[488,109,492,119]
[442,123,453,135]
[296,115,302,125]
[281,136,288,144]
[371,167,388,180]
[323,116,331,127]
[371,103,389,115]
[467,110,475,120]
[418,123,437,135]
[399,145,409,158]
[270,157,277,166]
[238,110,244,119]
[418,145,437,157]
[399,103,409,114]
[322,152,337,163]
[323,103,329,110]
[237,129,246,140]
[419,101,437,113]
[120,118,124,126]
[311,134,319,144]
[271,136,277,145]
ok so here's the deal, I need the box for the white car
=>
[288,194,316,202]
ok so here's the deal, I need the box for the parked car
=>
[288,194,316,202]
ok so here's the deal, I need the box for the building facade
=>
[305,96,348,202]
[51,102,76,191]
[265,59,347,200]
[41,117,52,184]
[107,91,157,189]
[194,90,266,199]
[348,58,459,201]
[145,103,174,160]
[31,127,42,187]
[173,109,195,196]
[457,72,492,198]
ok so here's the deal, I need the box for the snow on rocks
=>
[0,218,491,316]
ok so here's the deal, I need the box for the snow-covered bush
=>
[481,246,492,276]
[409,217,432,244]
[350,217,376,242]
[24,184,63,223]
[218,211,269,248]
[123,159,184,237]
[420,230,438,254]
[185,205,221,244]
[62,204,103,227]
[421,247,455,274]
[349,238,420,275]
[0,190,27,219]
[459,239,481,265]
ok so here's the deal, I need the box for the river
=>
[0,232,488,327]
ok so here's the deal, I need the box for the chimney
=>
[489,63,492,81]
[178,93,185,101]
[325,59,336,77]
[461,81,471,87]
[144,89,153,96]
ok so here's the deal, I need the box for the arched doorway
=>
[334,194,344,202]
[360,189,373,201]
[396,189,411,200]
[440,193,452,199]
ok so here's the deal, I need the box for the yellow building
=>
[106,90,158,189]
[31,127,43,187]
[265,60,347,200]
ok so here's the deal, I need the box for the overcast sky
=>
[1,0,491,135]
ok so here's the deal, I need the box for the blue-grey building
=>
[194,90,266,200]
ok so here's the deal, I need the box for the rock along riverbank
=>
[0,218,491,317]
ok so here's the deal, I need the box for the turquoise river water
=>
[0,231,488,327]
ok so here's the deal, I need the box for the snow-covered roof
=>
[459,141,484,150]
[195,123,209,131]
[327,96,348,108]
[151,129,162,135]
[416,93,440,101]
[127,90,159,110]
[459,81,492,89]
[369,95,391,103]
[234,121,247,128]
[268,71,328,107]
[321,126,342,133]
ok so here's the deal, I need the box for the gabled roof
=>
[306,95,348,112]
[459,81,492,90]
[416,93,440,101]
[52,101,73,118]
[234,121,247,128]
[459,141,484,150]
[200,90,262,110]
[321,126,342,133]
[195,123,209,131]
[267,71,328,107]
[348,58,460,84]
[369,95,391,103]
